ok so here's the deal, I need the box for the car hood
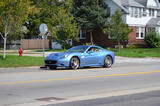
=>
[46,52,68,60]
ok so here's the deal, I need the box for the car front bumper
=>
[45,59,70,67]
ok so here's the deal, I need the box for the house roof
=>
[134,0,160,9]
[111,0,145,13]
[112,0,129,13]
[134,0,148,6]
[112,0,160,11]
[121,0,144,7]
[146,17,160,27]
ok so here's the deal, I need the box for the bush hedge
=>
[145,31,160,48]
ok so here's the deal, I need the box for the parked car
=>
[44,45,115,70]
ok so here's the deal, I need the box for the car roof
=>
[87,45,103,48]
[74,45,97,48]
[74,45,103,49]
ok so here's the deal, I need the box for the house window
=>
[130,7,141,18]
[139,8,142,17]
[79,30,86,39]
[134,8,138,17]
[142,8,147,16]
[136,27,139,38]
[141,27,145,38]
[136,27,145,39]
[149,9,155,17]
[147,27,156,32]
[130,7,133,17]
[157,10,160,16]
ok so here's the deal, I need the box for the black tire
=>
[104,56,113,68]
[49,66,57,70]
[70,57,80,70]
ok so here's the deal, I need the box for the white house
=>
[105,0,160,45]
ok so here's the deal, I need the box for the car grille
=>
[45,60,57,64]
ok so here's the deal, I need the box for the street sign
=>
[39,23,48,57]
[39,23,48,35]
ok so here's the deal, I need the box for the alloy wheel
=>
[70,57,80,69]
[104,56,113,68]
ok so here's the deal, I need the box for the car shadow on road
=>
[40,66,108,71]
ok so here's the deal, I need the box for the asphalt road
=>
[0,57,160,106]
[47,90,160,106]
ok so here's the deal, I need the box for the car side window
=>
[94,47,100,52]
[94,48,98,52]
[87,47,100,53]
[87,47,94,53]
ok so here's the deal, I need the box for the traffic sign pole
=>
[39,23,48,57]
[42,35,45,57]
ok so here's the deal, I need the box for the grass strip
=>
[0,55,45,67]
[108,48,160,58]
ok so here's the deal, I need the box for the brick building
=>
[76,0,160,47]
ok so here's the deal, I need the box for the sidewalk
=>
[0,49,33,53]
[116,56,160,63]
[0,49,56,57]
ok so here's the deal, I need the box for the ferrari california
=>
[44,45,115,70]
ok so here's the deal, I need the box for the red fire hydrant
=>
[19,48,23,56]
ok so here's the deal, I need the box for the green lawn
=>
[109,48,160,58]
[0,55,44,67]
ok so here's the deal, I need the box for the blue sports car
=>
[45,45,115,70]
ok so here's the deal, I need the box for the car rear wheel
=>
[104,56,113,68]
[70,57,80,70]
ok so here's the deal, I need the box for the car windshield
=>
[67,46,89,53]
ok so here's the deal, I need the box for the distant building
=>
[76,0,160,47]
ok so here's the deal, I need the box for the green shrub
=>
[127,44,136,48]
[83,43,95,45]
[145,31,160,48]
[62,43,71,49]
[115,45,123,49]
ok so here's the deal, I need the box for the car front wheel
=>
[70,57,80,70]
[104,56,113,68]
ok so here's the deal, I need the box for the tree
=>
[0,0,37,59]
[26,0,78,49]
[51,9,79,49]
[25,0,58,38]
[71,0,108,43]
[105,9,133,52]
[49,0,79,49]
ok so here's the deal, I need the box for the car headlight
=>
[60,54,69,59]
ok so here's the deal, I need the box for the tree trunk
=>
[63,42,66,50]
[3,22,9,59]
[48,36,52,49]
[3,37,6,59]
[90,32,93,44]
[63,44,66,50]
[118,40,120,52]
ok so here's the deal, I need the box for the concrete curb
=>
[0,66,40,70]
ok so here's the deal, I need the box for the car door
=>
[82,47,101,66]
